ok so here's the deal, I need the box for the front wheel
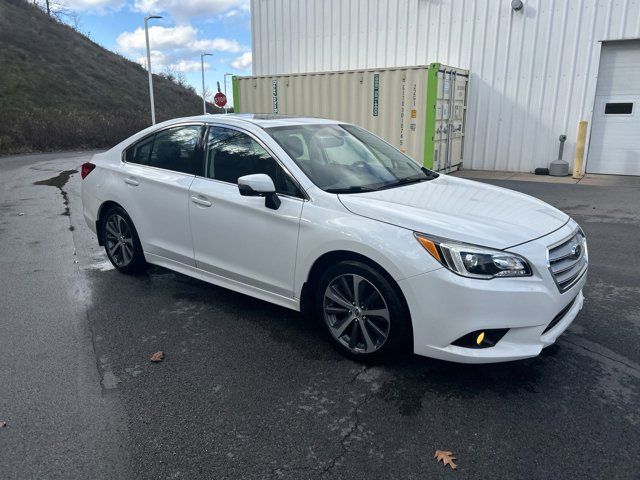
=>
[315,261,411,361]
[102,206,146,274]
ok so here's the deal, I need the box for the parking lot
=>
[1,151,639,479]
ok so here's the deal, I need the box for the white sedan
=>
[81,114,587,363]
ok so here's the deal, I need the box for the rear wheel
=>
[315,261,410,361]
[102,206,146,274]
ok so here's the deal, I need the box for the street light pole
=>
[200,53,213,114]
[223,72,232,113]
[144,15,162,125]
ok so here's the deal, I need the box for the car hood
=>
[338,175,569,249]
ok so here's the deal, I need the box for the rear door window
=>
[126,125,204,175]
[148,126,203,175]
[125,135,153,165]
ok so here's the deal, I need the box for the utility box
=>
[233,63,469,171]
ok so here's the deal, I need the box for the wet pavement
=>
[1,152,639,479]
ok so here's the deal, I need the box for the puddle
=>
[34,169,78,216]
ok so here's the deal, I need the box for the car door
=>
[188,125,305,298]
[120,123,204,266]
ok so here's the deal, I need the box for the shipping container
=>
[233,63,469,171]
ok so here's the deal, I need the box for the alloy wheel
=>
[323,274,391,354]
[104,213,134,267]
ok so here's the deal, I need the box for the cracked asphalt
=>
[1,151,639,479]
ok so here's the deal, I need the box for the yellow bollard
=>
[572,121,588,179]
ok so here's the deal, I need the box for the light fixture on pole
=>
[200,53,213,114]
[144,15,162,125]
[223,72,233,113]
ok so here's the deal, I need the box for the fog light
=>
[451,329,509,349]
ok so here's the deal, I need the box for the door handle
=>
[124,177,140,186]
[191,195,212,207]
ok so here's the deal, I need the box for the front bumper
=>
[398,221,587,363]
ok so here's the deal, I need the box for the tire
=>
[315,260,411,362]
[101,206,146,274]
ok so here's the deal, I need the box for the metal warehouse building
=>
[247,0,640,175]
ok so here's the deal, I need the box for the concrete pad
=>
[509,172,579,184]
[577,174,640,188]
[452,169,518,180]
[452,169,640,187]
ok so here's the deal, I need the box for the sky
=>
[50,0,253,107]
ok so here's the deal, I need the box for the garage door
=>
[587,40,640,176]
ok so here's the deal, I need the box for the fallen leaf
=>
[435,450,457,470]
[150,351,165,363]
[0,421,7,428]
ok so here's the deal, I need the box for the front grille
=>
[548,229,588,293]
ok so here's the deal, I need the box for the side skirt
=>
[145,252,301,311]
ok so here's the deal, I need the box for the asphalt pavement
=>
[1,151,639,480]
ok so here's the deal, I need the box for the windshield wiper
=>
[325,185,376,194]
[326,172,436,194]
[374,174,433,190]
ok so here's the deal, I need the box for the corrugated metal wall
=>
[251,0,640,172]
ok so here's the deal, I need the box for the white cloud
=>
[170,60,209,72]
[54,0,125,13]
[136,51,214,73]
[122,25,245,76]
[117,25,244,54]
[135,51,209,72]
[118,25,197,52]
[135,50,165,70]
[231,51,251,71]
[132,0,249,20]
[191,38,242,53]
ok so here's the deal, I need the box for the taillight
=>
[81,162,96,179]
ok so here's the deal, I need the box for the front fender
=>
[294,201,442,299]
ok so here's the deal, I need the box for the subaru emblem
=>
[570,244,582,259]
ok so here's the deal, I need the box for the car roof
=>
[166,114,342,129]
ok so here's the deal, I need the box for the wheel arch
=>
[96,200,127,246]
[300,250,413,343]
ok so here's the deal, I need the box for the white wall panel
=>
[251,0,640,172]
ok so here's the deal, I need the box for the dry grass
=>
[0,0,224,154]
[0,108,148,153]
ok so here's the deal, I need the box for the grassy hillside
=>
[0,0,209,154]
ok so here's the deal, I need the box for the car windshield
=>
[267,124,438,193]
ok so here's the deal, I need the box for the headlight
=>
[414,233,532,279]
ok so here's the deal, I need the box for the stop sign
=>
[214,92,227,108]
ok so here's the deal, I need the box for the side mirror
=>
[238,174,281,210]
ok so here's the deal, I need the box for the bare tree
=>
[175,71,188,88]
[160,66,177,83]
[67,10,82,31]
